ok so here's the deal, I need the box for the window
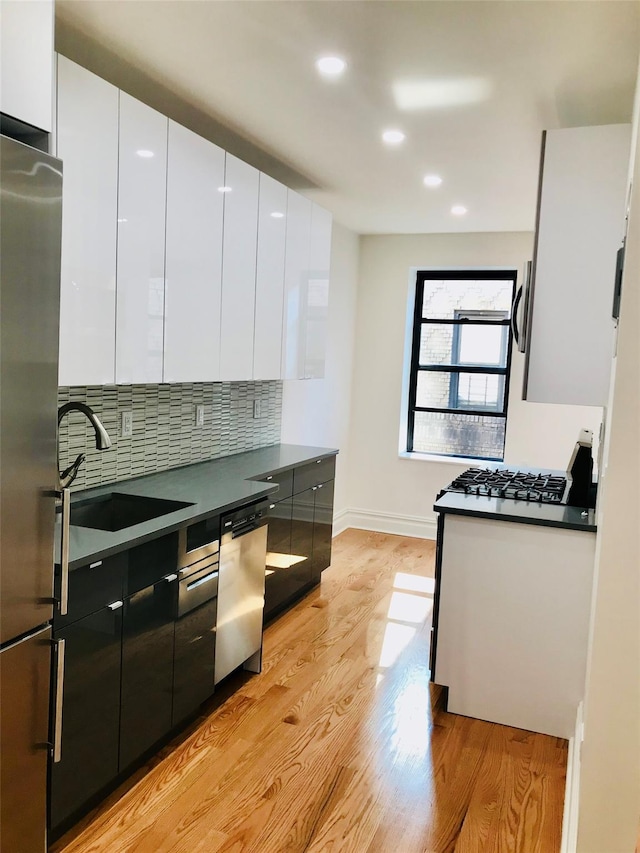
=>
[406,270,516,461]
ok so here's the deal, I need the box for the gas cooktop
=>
[445,468,568,504]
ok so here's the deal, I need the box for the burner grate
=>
[446,468,567,503]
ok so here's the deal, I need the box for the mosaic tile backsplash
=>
[57,382,283,491]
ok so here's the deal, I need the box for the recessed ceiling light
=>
[382,129,405,145]
[423,174,443,188]
[316,56,346,77]
[270,211,285,219]
[218,186,232,193]
[451,205,468,216]
[136,149,154,158]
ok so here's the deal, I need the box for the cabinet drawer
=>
[293,456,336,494]
[125,533,179,595]
[259,469,293,501]
[55,552,126,630]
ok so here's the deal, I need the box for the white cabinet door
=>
[164,121,224,382]
[57,56,119,386]
[435,514,595,738]
[282,190,312,380]
[524,124,631,406]
[253,173,287,380]
[0,0,53,132]
[116,92,168,384]
[304,204,332,380]
[219,154,259,381]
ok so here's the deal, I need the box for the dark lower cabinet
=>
[172,595,217,725]
[119,576,177,771]
[264,476,335,622]
[50,606,122,835]
[264,495,310,622]
[311,479,335,582]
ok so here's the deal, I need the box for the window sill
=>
[398,450,503,467]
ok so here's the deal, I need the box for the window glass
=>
[421,279,513,319]
[412,411,507,460]
[407,271,516,460]
[456,325,505,367]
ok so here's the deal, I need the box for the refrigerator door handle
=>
[57,488,71,616]
[518,260,533,354]
[510,285,523,346]
[52,637,66,763]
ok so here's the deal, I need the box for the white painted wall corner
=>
[333,508,437,540]
[561,701,583,853]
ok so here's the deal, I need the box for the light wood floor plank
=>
[53,529,567,853]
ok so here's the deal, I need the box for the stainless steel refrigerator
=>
[0,134,62,852]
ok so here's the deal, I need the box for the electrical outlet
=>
[195,405,205,427]
[121,410,133,438]
[253,400,262,419]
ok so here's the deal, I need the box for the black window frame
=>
[407,269,517,461]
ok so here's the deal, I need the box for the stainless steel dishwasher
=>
[214,500,269,685]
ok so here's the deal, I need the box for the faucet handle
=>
[59,453,86,489]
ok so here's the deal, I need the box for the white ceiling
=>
[56,0,640,235]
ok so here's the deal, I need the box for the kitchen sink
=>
[70,493,194,532]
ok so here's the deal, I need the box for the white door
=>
[304,204,332,380]
[115,92,168,384]
[525,124,630,406]
[219,154,259,381]
[253,173,287,380]
[282,190,312,380]
[0,0,53,132]
[57,56,119,386]
[164,121,225,382]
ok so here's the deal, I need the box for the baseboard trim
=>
[333,508,437,540]
[561,701,583,853]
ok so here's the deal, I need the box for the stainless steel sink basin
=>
[69,493,194,532]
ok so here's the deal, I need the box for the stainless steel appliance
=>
[214,501,269,685]
[173,515,220,722]
[443,429,596,508]
[444,467,568,503]
[0,134,62,852]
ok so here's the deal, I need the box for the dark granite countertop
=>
[59,444,338,569]
[433,492,596,532]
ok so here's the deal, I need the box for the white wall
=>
[280,221,359,518]
[347,232,602,537]
[576,62,640,853]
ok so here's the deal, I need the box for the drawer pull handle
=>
[164,573,178,583]
[52,638,66,763]
[107,600,123,611]
[266,475,273,480]
[57,488,70,616]
[186,571,218,591]
[89,560,103,569]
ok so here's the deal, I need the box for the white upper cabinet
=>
[115,92,168,384]
[0,0,53,132]
[57,56,119,386]
[164,121,224,382]
[282,190,312,379]
[253,174,287,380]
[219,154,259,381]
[305,204,332,380]
[524,124,631,407]
[281,191,332,380]
[52,57,333,387]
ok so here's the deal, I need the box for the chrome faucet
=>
[57,402,112,488]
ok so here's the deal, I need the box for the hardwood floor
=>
[52,529,567,853]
